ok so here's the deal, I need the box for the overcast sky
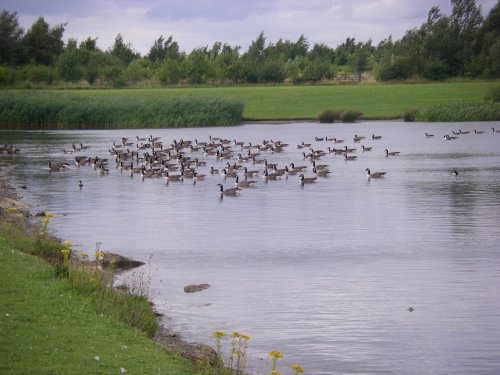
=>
[4,0,498,55]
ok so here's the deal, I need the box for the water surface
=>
[2,121,500,375]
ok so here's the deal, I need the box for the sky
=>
[4,0,498,55]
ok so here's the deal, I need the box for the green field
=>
[64,81,498,120]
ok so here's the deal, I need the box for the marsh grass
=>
[416,101,500,122]
[0,91,244,129]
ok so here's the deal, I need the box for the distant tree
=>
[0,10,25,65]
[110,34,140,65]
[352,41,372,81]
[478,1,500,76]
[80,37,98,51]
[308,43,335,63]
[23,16,65,66]
[184,47,210,84]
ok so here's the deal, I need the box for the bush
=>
[341,110,362,123]
[403,108,419,122]
[422,60,450,81]
[317,108,341,123]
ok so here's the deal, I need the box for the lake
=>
[2,121,500,375]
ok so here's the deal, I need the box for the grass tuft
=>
[416,101,500,122]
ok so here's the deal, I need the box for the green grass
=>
[0,81,497,128]
[415,101,500,122]
[0,91,244,129]
[57,81,496,120]
[0,218,204,374]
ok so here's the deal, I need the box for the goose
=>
[450,170,459,176]
[98,165,110,175]
[262,169,280,181]
[164,170,183,182]
[210,166,219,174]
[443,134,458,140]
[193,172,206,182]
[311,160,329,170]
[221,168,238,179]
[492,127,500,133]
[218,183,240,196]
[325,136,335,142]
[243,167,259,178]
[48,161,69,172]
[314,137,325,141]
[290,162,307,172]
[235,175,257,188]
[285,166,299,176]
[299,174,317,184]
[353,135,365,143]
[361,145,372,152]
[474,129,484,134]
[344,154,358,161]
[459,129,470,134]
[344,146,357,153]
[327,147,344,155]
[78,180,83,189]
[425,132,435,138]
[79,143,90,150]
[75,156,91,166]
[371,134,382,140]
[313,167,331,177]
[385,149,400,157]
[366,168,386,178]
[264,159,277,170]
[333,138,344,144]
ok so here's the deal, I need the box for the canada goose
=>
[371,134,382,140]
[492,127,500,133]
[327,147,344,155]
[210,166,219,174]
[314,137,325,141]
[459,129,469,134]
[243,167,259,177]
[450,170,459,176]
[284,166,298,176]
[311,160,329,170]
[193,172,206,182]
[361,145,372,152]
[75,156,91,166]
[366,168,386,178]
[262,169,280,181]
[299,174,317,184]
[78,180,83,189]
[353,134,365,143]
[443,134,458,140]
[385,149,400,156]
[218,183,240,196]
[425,132,434,138]
[333,138,344,143]
[289,162,307,172]
[474,129,484,134]
[344,146,357,153]
[235,175,257,188]
[313,167,331,177]
[164,170,183,182]
[221,168,237,179]
[344,154,358,161]
[264,159,277,169]
[48,161,69,172]
[297,141,311,149]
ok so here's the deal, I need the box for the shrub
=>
[403,108,419,122]
[317,108,341,123]
[341,110,362,123]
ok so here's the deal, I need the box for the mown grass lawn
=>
[68,80,498,120]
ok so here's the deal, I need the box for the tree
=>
[352,41,372,81]
[80,37,98,51]
[23,16,65,66]
[110,34,140,65]
[0,10,25,65]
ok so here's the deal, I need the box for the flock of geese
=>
[34,125,496,197]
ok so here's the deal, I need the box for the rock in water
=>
[184,284,211,293]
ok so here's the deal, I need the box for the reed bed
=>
[416,101,500,122]
[0,91,244,129]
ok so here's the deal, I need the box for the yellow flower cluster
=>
[290,364,304,373]
[63,240,72,247]
[230,331,251,341]
[268,350,283,359]
[95,250,104,260]
[212,330,225,338]
[271,371,281,375]
[44,212,54,218]
[81,252,88,259]
[61,248,71,257]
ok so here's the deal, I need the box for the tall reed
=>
[0,91,244,129]
[416,101,500,122]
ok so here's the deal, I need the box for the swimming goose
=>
[366,168,386,178]
[474,129,484,134]
[385,149,400,156]
[218,183,240,196]
[221,168,238,179]
[361,145,373,152]
[344,154,358,161]
[311,160,329,170]
[313,167,331,177]
[48,161,70,172]
[492,128,500,133]
[164,170,183,182]
[459,129,470,134]
[262,169,281,181]
[314,137,325,141]
[344,146,357,153]
[289,163,307,172]
[371,134,382,140]
[210,166,219,174]
[450,170,459,176]
[443,134,458,140]
[235,175,257,188]
[299,174,317,184]
[78,180,83,189]
[425,132,435,138]
[193,172,206,182]
[243,167,259,178]
[333,138,344,143]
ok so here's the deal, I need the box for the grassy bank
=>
[415,101,500,122]
[0,217,206,374]
[0,91,244,129]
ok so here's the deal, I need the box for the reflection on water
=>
[2,121,500,375]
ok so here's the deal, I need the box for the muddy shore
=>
[0,162,216,364]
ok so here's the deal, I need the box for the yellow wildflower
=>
[44,212,54,218]
[81,252,88,259]
[42,217,50,224]
[212,330,225,338]
[270,371,281,375]
[95,250,104,260]
[268,350,283,359]
[230,331,240,338]
[240,333,250,341]
[290,364,304,373]
[7,207,17,213]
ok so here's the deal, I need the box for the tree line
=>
[0,0,499,87]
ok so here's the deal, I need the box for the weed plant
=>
[416,101,500,122]
[0,91,244,129]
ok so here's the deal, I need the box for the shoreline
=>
[0,162,216,365]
